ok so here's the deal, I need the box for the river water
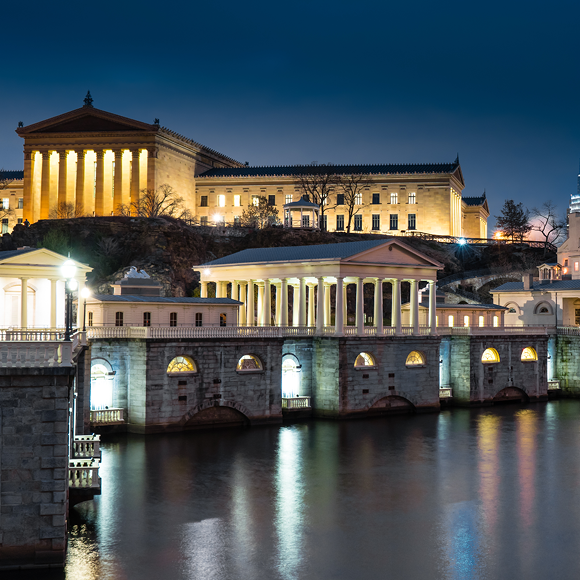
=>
[21,400,580,579]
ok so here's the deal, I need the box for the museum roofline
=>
[88,295,243,304]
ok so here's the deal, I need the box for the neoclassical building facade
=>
[13,96,489,237]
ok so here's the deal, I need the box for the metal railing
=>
[90,408,125,424]
[282,396,311,409]
[69,459,100,489]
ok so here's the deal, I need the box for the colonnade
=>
[201,277,438,336]
[22,147,156,221]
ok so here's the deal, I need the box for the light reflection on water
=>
[54,401,580,580]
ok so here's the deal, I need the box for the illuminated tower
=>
[571,159,580,213]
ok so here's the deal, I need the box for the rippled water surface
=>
[28,401,580,579]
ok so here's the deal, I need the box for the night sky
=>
[2,0,580,224]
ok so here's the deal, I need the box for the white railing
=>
[437,326,549,336]
[548,380,561,390]
[73,435,101,459]
[0,329,65,341]
[90,408,125,424]
[69,459,100,489]
[0,341,74,368]
[439,388,453,398]
[557,326,580,335]
[282,396,311,409]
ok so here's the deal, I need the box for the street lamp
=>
[61,259,77,341]
[81,287,91,332]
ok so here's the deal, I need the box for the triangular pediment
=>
[17,107,158,135]
[345,240,443,268]
[0,248,92,271]
[452,164,465,188]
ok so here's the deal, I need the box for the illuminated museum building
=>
[11,95,489,237]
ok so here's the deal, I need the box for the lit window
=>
[436,315,439,326]
[481,348,500,363]
[405,351,425,367]
[2,198,9,210]
[355,193,363,205]
[390,214,398,230]
[408,192,416,204]
[390,192,398,204]
[143,312,151,327]
[448,315,454,327]
[233,216,240,226]
[372,214,380,230]
[354,352,376,367]
[218,195,226,207]
[2,219,8,233]
[115,312,123,327]
[575,262,579,272]
[464,315,470,327]
[220,313,227,327]
[170,312,177,327]
[478,315,484,327]
[252,195,260,207]
[167,356,197,373]
[285,194,293,204]
[195,313,203,327]
[302,215,310,228]
[237,354,262,371]
[408,214,416,230]
[493,316,499,327]
[521,347,538,361]
[233,194,241,207]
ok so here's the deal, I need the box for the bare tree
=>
[297,163,340,229]
[116,184,189,218]
[337,174,372,233]
[240,196,279,228]
[49,201,81,219]
[530,201,566,247]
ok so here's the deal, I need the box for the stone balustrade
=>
[90,408,125,424]
[73,435,101,459]
[282,396,312,409]
[439,388,453,398]
[69,459,101,489]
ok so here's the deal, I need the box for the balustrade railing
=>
[282,396,311,409]
[90,408,125,424]
[548,380,561,390]
[69,459,101,489]
[73,435,101,459]
[439,388,453,398]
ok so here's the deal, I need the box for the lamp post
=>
[61,259,77,341]
[81,287,91,331]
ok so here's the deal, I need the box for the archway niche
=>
[185,405,249,429]
[368,395,415,416]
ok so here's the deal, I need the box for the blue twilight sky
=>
[2,0,580,223]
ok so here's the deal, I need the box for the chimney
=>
[523,274,533,291]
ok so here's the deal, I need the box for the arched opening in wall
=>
[534,302,553,315]
[521,347,538,361]
[505,302,519,314]
[237,354,263,371]
[91,361,114,410]
[185,405,249,429]
[4,283,36,328]
[167,356,197,374]
[281,354,301,398]
[405,351,426,367]
[369,395,415,416]
[481,348,500,364]
[355,352,376,368]
[493,387,529,404]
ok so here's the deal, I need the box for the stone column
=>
[50,279,57,330]
[275,283,281,326]
[392,279,402,336]
[356,278,364,335]
[299,278,307,327]
[247,280,255,326]
[232,281,239,303]
[343,283,348,324]
[147,148,158,192]
[264,279,272,326]
[335,276,344,336]
[78,279,86,331]
[57,150,68,209]
[258,283,265,325]
[374,278,383,335]
[75,150,86,216]
[20,278,28,328]
[292,285,300,326]
[216,280,222,298]
[200,281,208,298]
[324,282,331,326]
[429,280,437,334]
[239,283,247,325]
[113,149,123,213]
[95,150,105,215]
[316,277,325,334]
[410,279,419,335]
[307,284,315,326]
[40,151,51,219]
[130,149,141,210]
[22,151,34,223]
[281,278,289,326]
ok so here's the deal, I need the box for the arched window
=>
[521,347,538,361]
[354,352,376,368]
[91,362,113,410]
[282,356,301,398]
[167,356,197,374]
[405,351,425,367]
[534,302,553,315]
[237,354,263,371]
[481,348,500,363]
[505,303,519,314]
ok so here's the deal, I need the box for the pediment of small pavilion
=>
[0,248,92,275]
[344,240,442,269]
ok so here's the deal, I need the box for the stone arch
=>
[90,357,115,410]
[179,399,252,429]
[534,301,553,315]
[493,386,529,403]
[367,395,415,415]
[281,353,301,398]
[504,302,520,314]
[237,353,263,371]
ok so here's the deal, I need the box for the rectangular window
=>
[408,214,416,230]
[268,195,276,206]
[17,218,23,225]
[195,313,203,327]
[115,312,123,327]
[285,194,293,204]
[354,214,363,231]
[220,313,227,327]
[322,214,327,231]
[2,198,8,210]
[170,312,177,327]
[565,259,569,267]
[372,214,380,230]
[336,215,344,231]
[252,195,260,207]
[355,193,362,205]
[88,312,94,327]
[372,193,380,205]
[464,315,470,327]
[390,214,398,230]
[408,192,416,204]
[217,194,226,207]
[493,316,499,327]
[390,192,398,204]
[233,194,241,207]
[143,312,151,327]
[575,262,579,272]
[233,216,240,226]
[302,215,310,228]
[18,198,23,209]
[200,196,208,207]
[336,193,345,205]
[1,219,8,234]
[448,315,454,327]
[200,216,208,225]
[479,315,485,327]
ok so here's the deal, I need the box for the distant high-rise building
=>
[570,160,580,213]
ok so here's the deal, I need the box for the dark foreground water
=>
[23,401,580,579]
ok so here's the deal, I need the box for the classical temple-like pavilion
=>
[199,239,442,336]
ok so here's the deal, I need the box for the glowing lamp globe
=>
[61,259,77,280]
[81,287,91,299]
